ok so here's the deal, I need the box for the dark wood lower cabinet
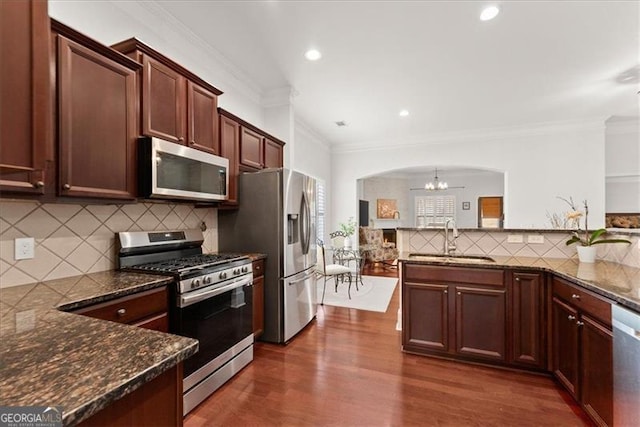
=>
[403,282,448,352]
[402,264,506,362]
[455,286,506,361]
[580,315,613,427]
[551,276,614,427]
[252,259,265,338]
[510,272,545,368]
[78,364,183,427]
[552,297,580,397]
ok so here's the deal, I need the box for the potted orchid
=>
[559,197,631,262]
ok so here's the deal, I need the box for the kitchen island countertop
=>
[0,270,198,426]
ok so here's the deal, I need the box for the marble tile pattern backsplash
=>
[398,229,640,268]
[0,200,218,288]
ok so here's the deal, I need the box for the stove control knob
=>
[219,272,227,280]
[233,269,240,275]
[192,279,201,289]
[242,266,249,273]
[203,276,212,285]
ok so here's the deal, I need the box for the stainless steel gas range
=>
[118,229,253,415]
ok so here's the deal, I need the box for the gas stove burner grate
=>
[132,253,248,274]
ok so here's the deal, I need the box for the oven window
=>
[157,151,226,196]
[175,285,253,378]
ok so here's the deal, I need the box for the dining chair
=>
[316,240,353,304]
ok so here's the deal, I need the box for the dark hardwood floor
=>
[185,265,590,426]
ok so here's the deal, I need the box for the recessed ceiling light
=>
[399,109,410,117]
[305,49,322,61]
[480,5,500,21]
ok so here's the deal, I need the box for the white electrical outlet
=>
[15,237,35,260]
[528,235,545,244]
[507,234,524,243]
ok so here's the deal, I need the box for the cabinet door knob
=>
[567,315,576,321]
[444,290,448,294]
[116,308,126,316]
[576,321,584,326]
[457,291,461,295]
[33,181,45,188]
[63,184,71,190]
[189,140,195,145]
[515,277,520,282]
[571,294,580,300]
[178,137,185,142]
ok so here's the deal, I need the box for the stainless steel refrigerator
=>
[218,168,317,343]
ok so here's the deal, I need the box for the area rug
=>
[317,275,398,313]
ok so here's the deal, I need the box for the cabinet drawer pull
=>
[33,181,44,188]
[116,308,126,316]
[63,183,71,190]
[567,315,576,321]
[576,321,584,326]
[571,294,580,300]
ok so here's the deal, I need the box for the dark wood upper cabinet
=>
[510,271,545,369]
[240,127,263,170]
[54,22,139,200]
[0,0,52,194]
[142,55,185,144]
[188,81,219,154]
[111,38,222,154]
[219,113,240,205]
[264,138,283,169]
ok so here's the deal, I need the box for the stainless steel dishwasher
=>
[612,304,640,426]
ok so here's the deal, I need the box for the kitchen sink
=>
[408,253,496,264]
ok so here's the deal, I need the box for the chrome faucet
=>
[443,219,459,255]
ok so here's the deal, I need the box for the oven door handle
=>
[179,277,252,308]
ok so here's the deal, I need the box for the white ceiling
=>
[156,1,639,146]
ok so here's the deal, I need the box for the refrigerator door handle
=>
[300,192,311,255]
[287,267,317,284]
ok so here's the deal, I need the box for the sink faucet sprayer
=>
[444,219,458,255]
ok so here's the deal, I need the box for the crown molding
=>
[294,118,332,151]
[262,86,299,108]
[111,0,263,105]
[332,117,608,154]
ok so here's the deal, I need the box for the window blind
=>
[415,195,455,227]
[316,180,325,244]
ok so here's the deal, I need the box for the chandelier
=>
[425,168,448,191]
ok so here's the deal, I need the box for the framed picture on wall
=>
[462,201,471,210]
[377,199,397,218]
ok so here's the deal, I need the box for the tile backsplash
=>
[0,200,217,288]
[397,229,640,268]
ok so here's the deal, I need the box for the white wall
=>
[331,120,606,233]
[406,170,504,228]
[361,177,409,227]
[605,117,640,213]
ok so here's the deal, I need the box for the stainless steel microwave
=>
[138,136,229,202]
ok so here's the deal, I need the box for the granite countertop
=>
[0,271,199,426]
[398,253,640,313]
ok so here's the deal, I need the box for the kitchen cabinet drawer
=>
[74,287,168,326]
[553,277,611,326]
[404,264,504,287]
